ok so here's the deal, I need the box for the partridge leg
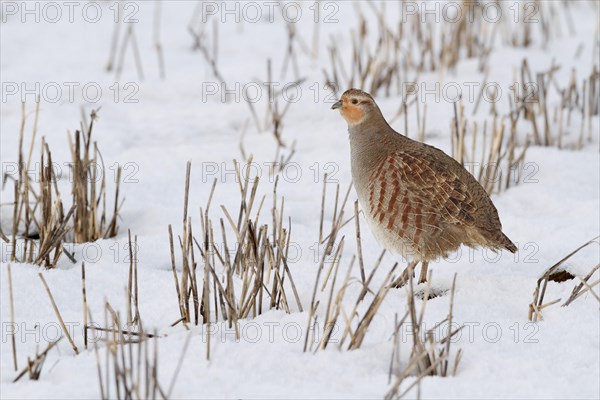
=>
[391,260,419,288]
[418,261,429,284]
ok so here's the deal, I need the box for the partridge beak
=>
[331,100,343,110]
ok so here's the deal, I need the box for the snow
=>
[1,1,599,399]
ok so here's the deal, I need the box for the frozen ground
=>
[1,1,599,399]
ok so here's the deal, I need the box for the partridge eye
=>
[351,99,358,104]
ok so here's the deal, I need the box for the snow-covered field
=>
[1,1,599,398]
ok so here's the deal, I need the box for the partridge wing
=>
[367,150,478,242]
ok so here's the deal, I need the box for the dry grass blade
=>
[82,263,88,349]
[124,230,141,326]
[0,228,9,243]
[348,263,398,350]
[12,338,62,383]
[529,235,599,321]
[38,273,79,354]
[7,264,18,371]
[574,274,600,304]
[167,332,193,398]
[354,201,366,284]
[563,263,600,306]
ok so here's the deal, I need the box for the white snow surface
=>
[1,1,599,399]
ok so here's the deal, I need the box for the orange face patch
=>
[340,103,364,125]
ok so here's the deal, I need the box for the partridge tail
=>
[499,232,517,253]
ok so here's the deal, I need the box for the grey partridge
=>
[331,88,517,284]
